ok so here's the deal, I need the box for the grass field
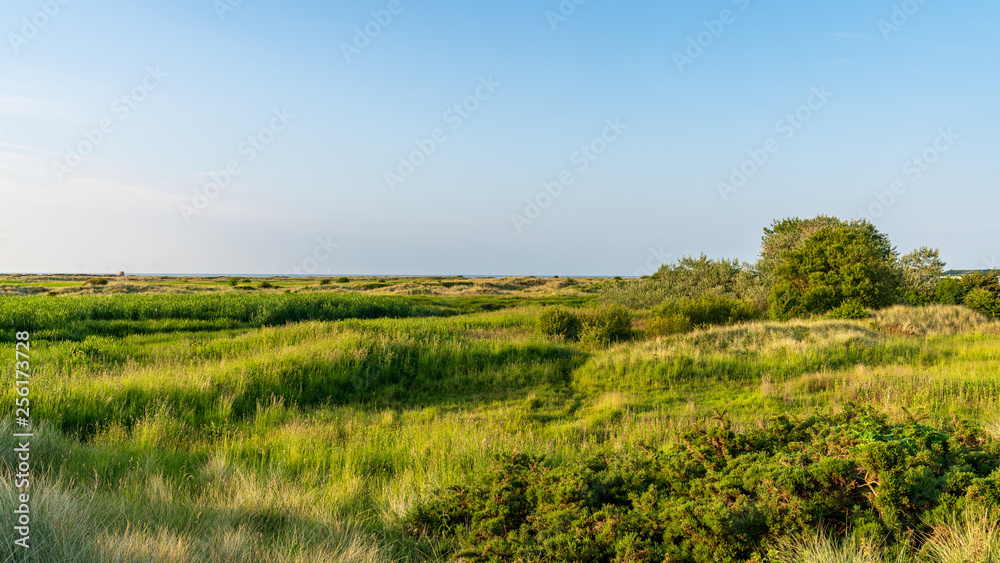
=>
[1,277,999,562]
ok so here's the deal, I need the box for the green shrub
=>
[961,269,1000,295]
[83,278,109,286]
[336,277,351,284]
[259,281,276,289]
[826,300,870,319]
[538,307,582,341]
[935,278,965,305]
[901,247,946,306]
[405,407,1000,563]
[579,307,632,346]
[680,294,760,326]
[319,279,332,286]
[964,289,999,318]
[645,312,692,337]
[769,220,903,318]
[651,295,760,332]
[603,256,763,310]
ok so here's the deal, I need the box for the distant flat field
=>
[1,285,998,562]
[0,274,609,299]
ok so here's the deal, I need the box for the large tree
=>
[756,215,847,293]
[768,219,903,318]
[900,246,946,305]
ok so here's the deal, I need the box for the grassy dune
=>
[1,289,999,561]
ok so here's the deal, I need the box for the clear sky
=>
[1,0,997,276]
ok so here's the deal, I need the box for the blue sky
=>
[1,0,997,275]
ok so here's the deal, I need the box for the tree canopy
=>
[768,219,903,318]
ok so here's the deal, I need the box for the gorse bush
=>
[827,300,871,320]
[579,307,632,346]
[674,294,760,326]
[405,406,1000,563]
[538,307,582,341]
[964,289,999,318]
[644,312,692,337]
[644,295,760,337]
[935,278,964,305]
[961,269,1000,295]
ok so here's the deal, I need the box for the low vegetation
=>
[1,215,998,562]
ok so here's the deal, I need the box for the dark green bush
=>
[83,278,109,286]
[538,308,582,341]
[961,269,1000,295]
[405,407,1000,563]
[603,256,762,310]
[935,278,965,305]
[259,281,276,289]
[769,220,903,318]
[964,288,999,318]
[336,277,351,284]
[319,279,332,286]
[679,294,760,326]
[644,312,692,337]
[647,295,760,335]
[900,247,946,306]
[579,307,632,346]
[826,300,870,319]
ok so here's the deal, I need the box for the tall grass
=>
[771,506,1000,563]
[0,293,445,341]
[1,300,998,561]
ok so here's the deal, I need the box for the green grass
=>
[0,293,448,342]
[1,293,999,562]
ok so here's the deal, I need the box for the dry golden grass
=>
[873,304,1000,336]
